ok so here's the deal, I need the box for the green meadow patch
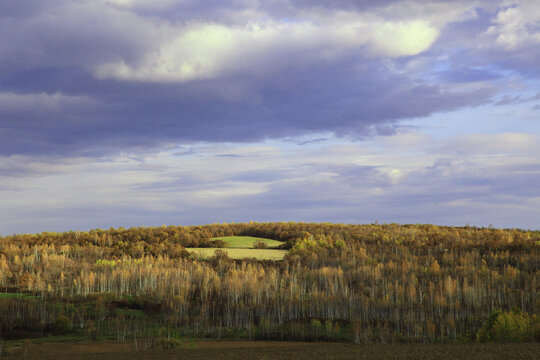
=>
[211,236,283,249]
[186,248,288,260]
[188,236,288,260]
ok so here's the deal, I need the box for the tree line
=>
[0,222,538,343]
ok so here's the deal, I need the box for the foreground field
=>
[186,247,288,260]
[212,236,283,248]
[8,340,540,360]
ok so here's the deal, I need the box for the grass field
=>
[186,248,287,260]
[6,340,539,360]
[212,236,283,248]
[185,236,287,260]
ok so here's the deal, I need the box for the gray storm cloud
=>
[0,0,525,156]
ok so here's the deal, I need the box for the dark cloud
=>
[295,137,328,145]
[0,0,57,19]
[215,154,245,158]
[0,57,495,156]
[495,95,522,106]
[103,0,398,22]
[0,0,534,158]
[482,48,540,78]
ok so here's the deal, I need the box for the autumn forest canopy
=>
[0,222,537,346]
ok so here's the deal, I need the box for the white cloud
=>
[484,1,540,50]
[1,0,479,83]
[1,130,539,234]
[385,1,479,23]
[368,20,439,56]
[93,0,488,83]
[94,3,448,83]
[451,132,539,154]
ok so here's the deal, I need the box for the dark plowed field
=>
[7,341,540,360]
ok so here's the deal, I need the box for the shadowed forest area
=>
[0,222,537,354]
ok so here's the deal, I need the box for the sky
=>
[0,0,539,235]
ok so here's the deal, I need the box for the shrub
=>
[210,250,231,268]
[253,240,268,249]
[210,239,227,248]
[310,319,322,339]
[477,308,536,342]
[54,315,71,333]
[212,249,230,259]
[85,320,97,340]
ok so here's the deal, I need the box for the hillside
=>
[0,222,538,345]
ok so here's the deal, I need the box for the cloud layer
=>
[2,0,531,155]
[0,0,539,232]
[1,131,538,234]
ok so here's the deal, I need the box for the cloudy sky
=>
[1,0,539,234]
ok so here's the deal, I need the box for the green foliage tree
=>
[253,240,268,249]
[477,308,536,342]
[54,315,71,333]
[310,318,322,339]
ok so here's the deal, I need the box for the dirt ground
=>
[6,340,540,360]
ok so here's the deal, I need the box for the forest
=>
[0,222,538,348]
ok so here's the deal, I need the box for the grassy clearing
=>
[186,248,287,260]
[212,236,283,249]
